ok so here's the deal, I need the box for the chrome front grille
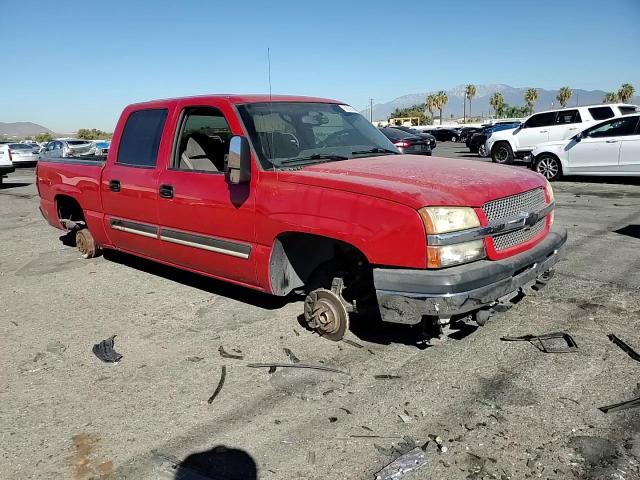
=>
[483,188,547,251]
[492,217,546,250]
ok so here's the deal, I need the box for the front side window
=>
[174,107,232,173]
[117,108,168,167]
[588,106,614,121]
[585,116,639,138]
[524,112,556,128]
[237,102,398,169]
[555,110,581,124]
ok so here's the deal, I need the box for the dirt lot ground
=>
[1,154,640,480]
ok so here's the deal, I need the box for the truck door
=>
[101,108,169,259]
[156,101,257,286]
[618,117,640,173]
[550,109,582,141]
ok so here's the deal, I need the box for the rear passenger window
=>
[174,107,232,172]
[555,110,581,124]
[619,106,639,115]
[524,112,556,128]
[117,109,168,167]
[588,106,614,121]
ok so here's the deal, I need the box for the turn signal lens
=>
[420,207,480,234]
[427,240,486,268]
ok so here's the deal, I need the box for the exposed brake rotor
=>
[303,288,349,341]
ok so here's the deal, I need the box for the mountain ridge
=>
[362,84,639,121]
[0,122,54,137]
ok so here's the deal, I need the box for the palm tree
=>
[618,83,635,103]
[603,92,619,103]
[489,92,505,118]
[524,88,538,115]
[464,84,476,123]
[556,87,572,108]
[435,91,448,125]
[425,94,437,122]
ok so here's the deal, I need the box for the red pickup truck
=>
[37,95,566,341]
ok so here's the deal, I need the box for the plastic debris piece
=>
[598,396,640,413]
[92,335,123,363]
[283,347,300,363]
[343,339,364,349]
[361,425,374,432]
[340,407,353,415]
[374,447,428,480]
[374,374,402,379]
[293,329,300,337]
[607,334,640,362]
[247,363,350,375]
[500,332,578,353]
[268,366,277,374]
[398,413,412,424]
[218,346,244,360]
[329,417,338,423]
[207,365,226,404]
[186,356,204,363]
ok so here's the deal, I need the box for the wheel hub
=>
[537,158,558,178]
[304,289,349,341]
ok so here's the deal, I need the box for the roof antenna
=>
[268,47,276,170]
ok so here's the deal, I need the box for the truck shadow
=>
[0,182,31,189]
[102,250,291,310]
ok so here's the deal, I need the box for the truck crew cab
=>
[37,95,566,342]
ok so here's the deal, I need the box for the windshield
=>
[9,144,33,150]
[66,140,90,145]
[237,102,399,168]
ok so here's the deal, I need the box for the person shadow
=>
[174,445,257,480]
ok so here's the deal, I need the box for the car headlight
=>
[544,179,554,203]
[419,207,486,268]
[419,207,480,234]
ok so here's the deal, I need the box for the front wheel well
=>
[55,195,85,229]
[269,232,371,297]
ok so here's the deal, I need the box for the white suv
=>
[0,144,16,185]
[486,103,638,164]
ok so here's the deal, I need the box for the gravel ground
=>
[1,158,639,480]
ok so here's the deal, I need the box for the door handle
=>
[539,130,548,133]
[109,179,121,192]
[159,184,174,199]
[605,140,619,143]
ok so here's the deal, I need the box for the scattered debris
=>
[293,329,300,336]
[92,335,123,363]
[340,407,353,415]
[430,435,447,453]
[247,363,350,375]
[607,333,640,362]
[398,412,412,424]
[329,417,338,423]
[559,396,580,405]
[268,366,277,374]
[218,346,243,360]
[46,341,67,354]
[368,349,376,355]
[374,447,428,480]
[207,365,227,404]
[283,347,300,363]
[307,451,316,464]
[186,356,204,363]
[343,339,364,349]
[374,374,402,379]
[10,320,18,327]
[322,389,335,396]
[500,332,578,353]
[361,425,374,432]
[598,396,640,413]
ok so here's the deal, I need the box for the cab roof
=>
[128,94,343,110]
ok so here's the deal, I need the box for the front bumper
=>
[374,227,567,324]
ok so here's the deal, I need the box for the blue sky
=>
[1,0,638,132]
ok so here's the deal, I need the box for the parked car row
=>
[482,103,639,180]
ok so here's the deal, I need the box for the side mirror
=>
[574,132,583,142]
[227,135,251,184]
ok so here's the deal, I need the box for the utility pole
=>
[369,98,374,123]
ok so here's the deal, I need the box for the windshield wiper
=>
[280,153,349,165]
[351,147,399,155]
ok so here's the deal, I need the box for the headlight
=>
[419,207,480,234]
[544,179,554,203]
[427,240,486,268]
[419,207,485,268]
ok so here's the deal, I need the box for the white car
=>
[41,139,96,158]
[486,103,638,165]
[0,144,15,184]
[4,143,39,165]
[531,113,640,180]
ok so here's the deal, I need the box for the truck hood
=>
[277,155,546,208]
[488,127,519,141]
